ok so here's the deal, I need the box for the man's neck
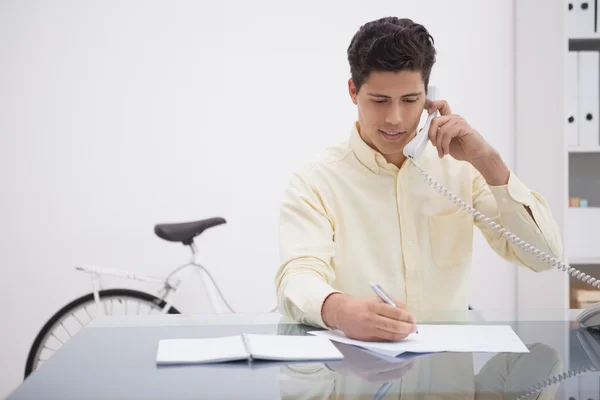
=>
[385,153,407,169]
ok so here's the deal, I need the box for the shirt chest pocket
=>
[427,207,474,269]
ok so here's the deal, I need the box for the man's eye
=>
[372,99,387,104]
[404,99,418,103]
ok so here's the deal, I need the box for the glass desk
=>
[7,309,599,399]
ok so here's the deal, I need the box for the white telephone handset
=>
[404,86,600,329]
[403,85,439,160]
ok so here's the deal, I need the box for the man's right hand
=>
[321,293,417,341]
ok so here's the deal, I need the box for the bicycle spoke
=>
[124,298,128,314]
[59,322,73,339]
[136,301,141,315]
[84,306,92,320]
[50,333,65,345]
[71,312,85,327]
[42,345,57,352]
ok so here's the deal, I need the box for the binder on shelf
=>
[569,1,597,38]
[566,208,600,262]
[567,51,579,147]
[577,51,600,148]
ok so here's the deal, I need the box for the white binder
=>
[567,51,579,147]
[577,51,600,148]
[569,1,596,38]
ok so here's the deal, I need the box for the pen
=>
[373,381,393,400]
[370,282,418,334]
[370,282,396,307]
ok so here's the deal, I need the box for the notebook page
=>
[156,335,249,365]
[245,334,344,361]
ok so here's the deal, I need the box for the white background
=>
[1,0,523,396]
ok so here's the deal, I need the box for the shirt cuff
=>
[487,171,532,212]
[303,285,343,330]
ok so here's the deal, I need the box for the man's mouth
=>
[379,129,406,139]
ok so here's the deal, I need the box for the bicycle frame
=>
[74,240,241,316]
[73,264,182,316]
[157,242,236,314]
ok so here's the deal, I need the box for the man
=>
[274,17,562,342]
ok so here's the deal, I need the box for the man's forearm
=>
[471,150,510,186]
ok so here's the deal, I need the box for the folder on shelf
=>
[568,51,579,147]
[569,1,597,38]
[567,1,578,37]
[577,51,599,148]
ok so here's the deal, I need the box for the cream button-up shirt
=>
[275,122,562,328]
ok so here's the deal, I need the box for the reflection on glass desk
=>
[7,310,600,400]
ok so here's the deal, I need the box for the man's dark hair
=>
[347,17,436,93]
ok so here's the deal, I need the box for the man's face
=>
[348,70,426,165]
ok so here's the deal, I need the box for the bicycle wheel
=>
[24,288,180,379]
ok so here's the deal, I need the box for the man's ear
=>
[348,78,358,105]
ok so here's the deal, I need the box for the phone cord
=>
[410,159,600,288]
[515,365,596,399]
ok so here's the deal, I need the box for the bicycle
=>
[24,217,277,379]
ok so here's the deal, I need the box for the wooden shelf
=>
[569,147,600,153]
[568,258,600,265]
[569,37,600,41]
[569,37,600,51]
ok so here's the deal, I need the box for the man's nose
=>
[385,106,403,125]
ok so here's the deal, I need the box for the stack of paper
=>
[155,325,528,366]
[308,325,529,357]
[156,334,344,365]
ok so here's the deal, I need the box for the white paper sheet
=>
[309,325,529,355]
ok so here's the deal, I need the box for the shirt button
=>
[407,240,413,247]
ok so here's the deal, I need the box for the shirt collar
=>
[349,122,379,173]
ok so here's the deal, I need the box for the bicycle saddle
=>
[154,217,226,245]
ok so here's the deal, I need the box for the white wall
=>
[0,0,517,396]
[515,0,568,313]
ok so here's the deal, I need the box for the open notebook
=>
[156,334,344,365]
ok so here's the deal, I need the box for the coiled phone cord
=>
[514,365,596,399]
[410,159,600,288]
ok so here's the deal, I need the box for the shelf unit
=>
[516,3,599,397]
[515,0,600,311]
[566,33,600,309]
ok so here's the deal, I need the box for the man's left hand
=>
[425,99,510,186]
[426,100,492,163]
